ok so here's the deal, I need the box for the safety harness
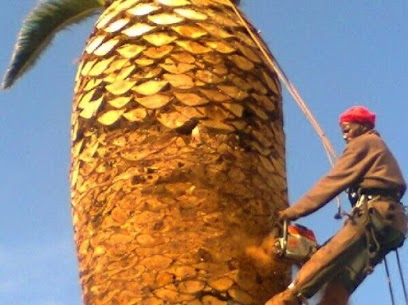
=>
[350,189,405,273]
[349,191,408,305]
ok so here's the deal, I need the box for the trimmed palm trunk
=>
[6,0,290,304]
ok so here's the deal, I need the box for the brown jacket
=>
[286,130,406,219]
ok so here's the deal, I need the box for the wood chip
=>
[85,35,105,54]
[132,80,168,95]
[175,41,212,54]
[148,13,184,25]
[105,18,130,33]
[174,8,208,20]
[122,23,155,37]
[174,92,209,106]
[127,3,160,16]
[106,79,137,95]
[160,63,195,74]
[171,25,208,39]
[123,108,148,122]
[93,39,120,56]
[205,41,235,54]
[79,96,104,119]
[143,32,178,47]
[163,73,194,89]
[157,0,191,6]
[144,45,174,59]
[135,94,171,109]
[229,54,255,71]
[108,96,132,108]
[88,57,115,76]
[116,44,146,59]
[97,109,125,125]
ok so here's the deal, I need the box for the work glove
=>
[278,208,299,222]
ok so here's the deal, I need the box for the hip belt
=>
[359,188,402,202]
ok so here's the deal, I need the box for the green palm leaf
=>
[2,0,105,89]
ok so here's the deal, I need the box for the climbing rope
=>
[395,249,408,304]
[230,5,337,162]
[230,4,342,213]
[384,256,396,305]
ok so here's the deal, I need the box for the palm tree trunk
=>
[70,0,289,304]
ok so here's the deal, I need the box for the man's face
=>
[339,122,367,143]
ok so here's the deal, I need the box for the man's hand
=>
[278,208,298,222]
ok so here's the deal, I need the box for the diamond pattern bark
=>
[71,0,289,304]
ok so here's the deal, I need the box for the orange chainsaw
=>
[273,220,318,264]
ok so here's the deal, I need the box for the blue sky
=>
[1,1,408,305]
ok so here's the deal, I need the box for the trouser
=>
[290,199,407,298]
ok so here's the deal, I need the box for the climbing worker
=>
[266,106,408,305]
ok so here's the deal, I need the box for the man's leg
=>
[266,201,407,304]
[265,289,301,305]
[318,207,408,302]
[265,217,367,304]
[317,281,349,305]
[290,217,367,298]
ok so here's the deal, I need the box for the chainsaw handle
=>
[280,219,289,254]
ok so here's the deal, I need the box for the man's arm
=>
[281,136,370,220]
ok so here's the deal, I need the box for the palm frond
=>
[2,0,105,89]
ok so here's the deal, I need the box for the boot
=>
[317,282,349,305]
[265,290,301,305]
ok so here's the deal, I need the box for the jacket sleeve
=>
[284,137,370,219]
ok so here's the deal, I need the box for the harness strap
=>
[351,194,381,274]
[296,292,309,305]
[364,221,380,274]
